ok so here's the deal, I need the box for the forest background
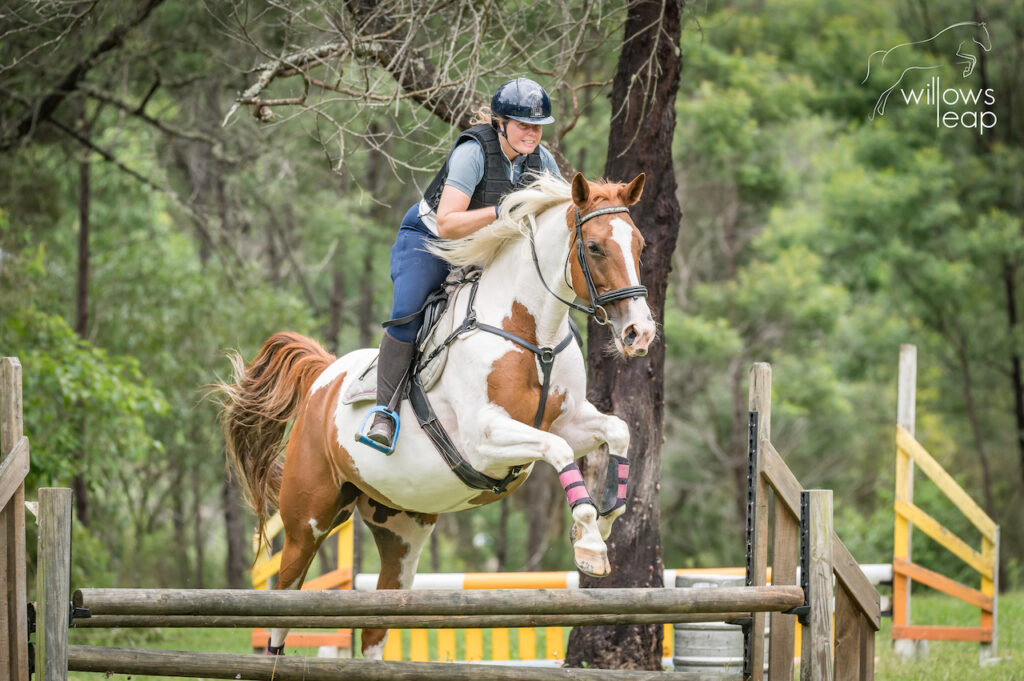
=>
[2,0,1022,614]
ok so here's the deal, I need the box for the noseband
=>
[529,205,649,325]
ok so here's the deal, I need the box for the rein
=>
[528,205,648,325]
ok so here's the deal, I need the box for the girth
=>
[403,272,580,494]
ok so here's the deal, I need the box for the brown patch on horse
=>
[486,301,568,431]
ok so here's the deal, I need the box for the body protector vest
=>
[424,124,544,212]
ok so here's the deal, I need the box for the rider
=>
[358,78,563,452]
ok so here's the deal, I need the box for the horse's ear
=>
[571,173,590,205]
[622,173,645,205]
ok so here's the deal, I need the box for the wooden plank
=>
[546,627,564,660]
[892,559,992,611]
[492,628,510,660]
[0,437,29,509]
[834,584,861,681]
[464,629,483,661]
[66,644,785,681]
[382,629,402,660]
[893,499,991,575]
[518,628,536,660]
[302,567,352,591]
[801,490,834,681]
[891,625,992,642]
[748,363,772,681]
[896,428,996,542]
[437,629,456,662]
[895,345,917,658]
[859,614,875,681]
[251,630,352,648]
[251,552,283,586]
[409,629,428,661]
[1,357,30,681]
[980,529,999,663]
[763,443,880,628]
[768,495,798,681]
[38,488,73,681]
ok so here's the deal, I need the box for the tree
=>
[566,0,683,670]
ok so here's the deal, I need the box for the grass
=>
[66,591,1024,680]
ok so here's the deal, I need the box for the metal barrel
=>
[672,574,768,676]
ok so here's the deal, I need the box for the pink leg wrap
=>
[559,462,594,510]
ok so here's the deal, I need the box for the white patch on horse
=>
[309,517,328,540]
[363,640,386,660]
[610,218,641,287]
[311,358,347,394]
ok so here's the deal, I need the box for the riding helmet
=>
[491,78,555,125]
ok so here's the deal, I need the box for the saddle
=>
[340,267,480,405]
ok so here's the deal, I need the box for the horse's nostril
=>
[623,327,638,346]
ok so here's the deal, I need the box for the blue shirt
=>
[418,141,562,235]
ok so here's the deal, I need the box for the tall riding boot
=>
[366,333,416,450]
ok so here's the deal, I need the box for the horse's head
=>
[568,172,657,357]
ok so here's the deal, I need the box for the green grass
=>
[66,591,1024,680]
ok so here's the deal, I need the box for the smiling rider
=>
[357,78,564,453]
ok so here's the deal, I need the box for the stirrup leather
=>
[356,406,401,455]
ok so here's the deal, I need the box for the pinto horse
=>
[217,172,657,658]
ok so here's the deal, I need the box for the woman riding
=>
[358,77,564,452]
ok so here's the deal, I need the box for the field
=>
[65,590,1023,680]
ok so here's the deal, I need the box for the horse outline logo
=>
[863,21,991,120]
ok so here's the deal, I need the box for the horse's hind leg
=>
[356,496,437,660]
[266,469,362,653]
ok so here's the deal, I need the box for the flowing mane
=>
[427,173,571,267]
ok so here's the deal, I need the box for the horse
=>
[216,171,657,658]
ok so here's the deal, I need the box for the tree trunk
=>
[565,0,683,670]
[192,458,205,588]
[222,475,248,589]
[74,152,91,527]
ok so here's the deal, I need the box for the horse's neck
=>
[475,210,573,345]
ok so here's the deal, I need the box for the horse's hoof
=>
[573,545,610,578]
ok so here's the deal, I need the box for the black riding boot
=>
[366,333,416,450]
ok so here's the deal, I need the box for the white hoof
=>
[570,522,610,578]
[597,505,625,541]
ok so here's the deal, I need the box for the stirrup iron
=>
[356,406,401,455]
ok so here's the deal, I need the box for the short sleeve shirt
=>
[418,141,562,235]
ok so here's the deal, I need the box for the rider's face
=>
[504,119,543,154]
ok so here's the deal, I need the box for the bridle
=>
[529,205,649,325]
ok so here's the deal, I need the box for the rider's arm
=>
[435,186,498,239]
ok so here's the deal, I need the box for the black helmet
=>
[491,78,555,125]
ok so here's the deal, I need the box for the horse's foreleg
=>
[357,497,437,660]
[549,401,631,541]
[477,412,609,577]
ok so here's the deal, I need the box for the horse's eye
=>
[586,242,603,256]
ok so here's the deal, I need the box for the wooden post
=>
[1,357,31,681]
[980,526,999,665]
[893,345,919,661]
[801,490,834,681]
[748,363,771,681]
[37,488,73,681]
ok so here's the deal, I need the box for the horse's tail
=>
[215,332,336,545]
